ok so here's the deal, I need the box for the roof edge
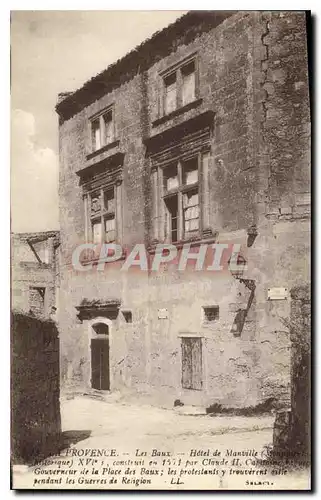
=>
[56,11,236,123]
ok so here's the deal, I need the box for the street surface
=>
[12,393,310,490]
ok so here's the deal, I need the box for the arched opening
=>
[92,323,109,336]
[90,322,110,390]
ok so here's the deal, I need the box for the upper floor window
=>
[182,61,196,107]
[162,58,197,116]
[91,108,114,152]
[164,73,177,115]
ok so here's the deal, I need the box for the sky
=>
[10,10,186,232]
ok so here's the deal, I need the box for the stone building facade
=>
[11,231,60,319]
[56,11,310,407]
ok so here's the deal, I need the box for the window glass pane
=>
[184,218,199,233]
[92,119,101,151]
[184,190,199,234]
[105,217,115,243]
[183,190,199,208]
[104,189,115,212]
[104,111,113,144]
[164,73,177,114]
[93,323,109,335]
[183,157,198,185]
[182,61,196,106]
[189,218,199,231]
[92,222,102,244]
[106,231,115,243]
[164,164,179,191]
[105,218,115,232]
[184,206,199,220]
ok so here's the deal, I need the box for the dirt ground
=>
[12,394,310,491]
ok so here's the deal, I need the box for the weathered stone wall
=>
[252,10,311,405]
[290,284,311,455]
[11,312,61,463]
[57,11,310,408]
[272,284,311,459]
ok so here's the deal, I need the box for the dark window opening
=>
[91,118,101,151]
[165,195,178,243]
[203,306,219,322]
[103,188,115,213]
[91,337,109,390]
[182,157,198,186]
[164,72,177,114]
[122,311,132,323]
[163,164,179,192]
[103,111,113,144]
[92,323,109,335]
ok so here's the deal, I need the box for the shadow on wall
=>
[11,312,61,465]
[206,397,277,416]
[12,430,92,466]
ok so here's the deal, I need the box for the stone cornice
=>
[144,110,214,155]
[76,299,121,321]
[76,151,125,181]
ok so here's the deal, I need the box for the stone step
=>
[174,405,207,416]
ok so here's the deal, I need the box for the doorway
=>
[91,323,110,390]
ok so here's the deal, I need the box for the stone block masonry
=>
[56,11,310,409]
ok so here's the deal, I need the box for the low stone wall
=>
[11,312,61,464]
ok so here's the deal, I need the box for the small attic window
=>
[122,311,132,323]
[203,306,219,323]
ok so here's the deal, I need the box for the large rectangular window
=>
[162,57,197,115]
[88,187,116,244]
[91,108,114,152]
[162,156,201,243]
[183,189,199,237]
[181,337,202,390]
